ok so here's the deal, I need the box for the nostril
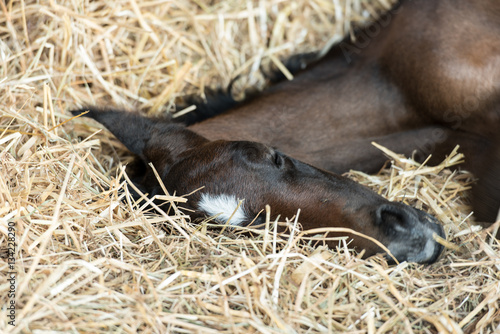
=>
[375,204,415,232]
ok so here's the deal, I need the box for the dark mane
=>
[173,88,240,126]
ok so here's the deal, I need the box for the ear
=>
[71,107,209,175]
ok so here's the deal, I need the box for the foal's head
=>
[73,108,445,264]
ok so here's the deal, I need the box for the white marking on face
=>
[198,193,248,226]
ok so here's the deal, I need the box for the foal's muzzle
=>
[376,203,445,263]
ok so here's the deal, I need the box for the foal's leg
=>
[297,126,500,226]
[292,127,490,174]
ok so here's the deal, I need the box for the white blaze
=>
[198,193,248,226]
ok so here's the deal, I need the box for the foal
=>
[71,0,500,263]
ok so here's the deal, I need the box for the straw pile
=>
[1,0,499,333]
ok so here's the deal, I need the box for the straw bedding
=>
[1,0,499,333]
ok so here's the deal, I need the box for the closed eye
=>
[272,150,285,168]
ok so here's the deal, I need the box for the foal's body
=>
[187,0,500,222]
